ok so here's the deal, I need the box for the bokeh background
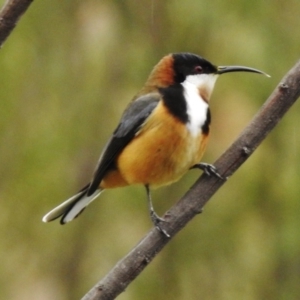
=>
[0,0,300,299]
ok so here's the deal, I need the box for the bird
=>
[42,52,268,237]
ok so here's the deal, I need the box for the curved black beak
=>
[217,66,270,77]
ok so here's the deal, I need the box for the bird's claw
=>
[150,211,170,238]
[192,163,225,180]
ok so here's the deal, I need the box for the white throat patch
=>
[181,74,217,136]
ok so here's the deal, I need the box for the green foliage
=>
[0,0,299,299]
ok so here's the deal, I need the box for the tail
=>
[42,185,102,224]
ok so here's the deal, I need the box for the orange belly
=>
[100,102,209,189]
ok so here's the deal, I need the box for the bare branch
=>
[0,0,33,47]
[81,60,300,300]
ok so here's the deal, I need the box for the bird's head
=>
[143,52,268,102]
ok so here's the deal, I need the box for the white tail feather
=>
[62,190,101,223]
[42,189,102,223]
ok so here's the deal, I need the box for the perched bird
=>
[43,52,267,236]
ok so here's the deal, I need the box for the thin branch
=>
[0,0,33,47]
[82,60,300,300]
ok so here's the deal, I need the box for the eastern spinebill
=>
[43,52,268,237]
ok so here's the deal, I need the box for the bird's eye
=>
[194,66,203,74]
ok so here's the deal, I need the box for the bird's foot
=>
[150,210,170,238]
[191,163,225,180]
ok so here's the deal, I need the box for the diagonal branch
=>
[0,0,33,47]
[82,60,300,300]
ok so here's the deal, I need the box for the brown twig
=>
[81,60,300,300]
[0,0,33,47]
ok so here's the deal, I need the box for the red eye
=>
[194,66,203,74]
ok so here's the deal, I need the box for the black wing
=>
[87,92,161,196]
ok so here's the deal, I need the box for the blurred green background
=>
[0,0,299,299]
